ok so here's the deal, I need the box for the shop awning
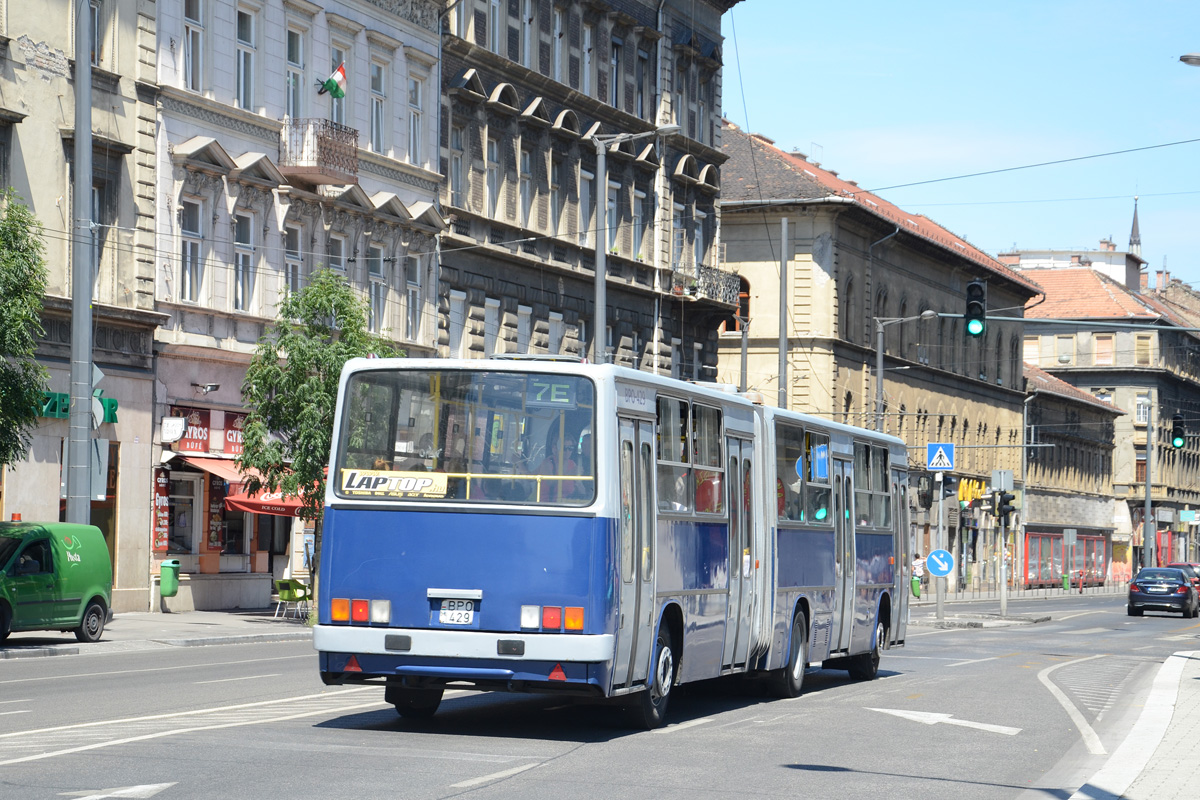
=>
[225,488,303,518]
[177,455,258,485]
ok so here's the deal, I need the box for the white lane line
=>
[1038,655,1106,755]
[1063,628,1110,636]
[0,699,32,705]
[652,717,714,734]
[0,654,313,686]
[1057,612,1102,621]
[0,710,32,716]
[0,687,377,740]
[194,674,282,685]
[0,698,386,767]
[1069,651,1193,800]
[946,657,998,668]
[450,763,541,789]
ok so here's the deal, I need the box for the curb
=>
[149,631,313,647]
[0,646,82,660]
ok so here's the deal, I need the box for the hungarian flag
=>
[318,62,346,98]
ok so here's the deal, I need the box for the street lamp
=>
[588,123,680,364]
[874,309,938,431]
[1181,53,1200,66]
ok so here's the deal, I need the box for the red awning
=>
[178,456,263,485]
[224,488,303,518]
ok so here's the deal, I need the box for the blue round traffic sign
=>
[926,549,954,577]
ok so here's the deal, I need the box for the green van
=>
[0,522,113,643]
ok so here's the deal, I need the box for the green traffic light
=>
[1173,434,1186,448]
[966,318,984,336]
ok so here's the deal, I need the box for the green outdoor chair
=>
[273,579,310,619]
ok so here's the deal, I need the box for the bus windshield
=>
[334,369,596,506]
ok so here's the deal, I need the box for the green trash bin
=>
[160,559,180,598]
[911,576,921,598]
[1062,572,1070,592]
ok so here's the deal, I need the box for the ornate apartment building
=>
[437,0,740,374]
[715,122,1043,588]
[1012,258,1200,568]
[0,0,164,612]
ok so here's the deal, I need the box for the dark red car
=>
[1167,563,1200,592]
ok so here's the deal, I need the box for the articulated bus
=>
[314,358,909,728]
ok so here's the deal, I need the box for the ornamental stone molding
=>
[160,93,280,145]
[361,0,441,32]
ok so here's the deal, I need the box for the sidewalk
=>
[0,609,312,660]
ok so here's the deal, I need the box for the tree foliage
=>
[237,268,400,582]
[0,188,49,468]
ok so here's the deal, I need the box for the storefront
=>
[153,404,306,611]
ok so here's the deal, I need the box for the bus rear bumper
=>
[315,625,615,694]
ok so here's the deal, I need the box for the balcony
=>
[670,262,740,306]
[279,118,358,185]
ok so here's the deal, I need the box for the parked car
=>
[1128,567,1199,618]
[0,522,113,642]
[1166,563,1200,592]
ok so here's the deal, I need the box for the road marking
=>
[653,717,714,733]
[1038,655,1106,755]
[946,657,997,668]
[0,699,32,705]
[59,783,176,799]
[0,687,384,766]
[866,707,1020,735]
[1063,628,1109,636]
[450,762,540,788]
[1057,611,1101,621]
[0,710,32,716]
[0,653,313,686]
[1069,651,1194,800]
[194,673,282,684]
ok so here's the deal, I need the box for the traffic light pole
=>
[936,474,945,623]
[1000,514,1008,617]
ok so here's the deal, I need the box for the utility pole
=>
[67,0,95,523]
[1144,401,1155,569]
[777,217,788,409]
[935,473,945,623]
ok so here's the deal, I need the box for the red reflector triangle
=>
[548,663,566,681]
[344,655,362,673]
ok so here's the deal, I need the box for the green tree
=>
[0,189,49,467]
[237,268,400,590]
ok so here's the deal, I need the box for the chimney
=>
[1070,255,1081,264]
[1157,270,1170,291]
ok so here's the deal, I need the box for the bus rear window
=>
[334,369,596,506]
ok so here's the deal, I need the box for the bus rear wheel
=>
[848,619,884,681]
[628,629,675,730]
[385,684,443,719]
[768,613,808,698]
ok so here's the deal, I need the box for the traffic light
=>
[917,474,932,509]
[965,280,987,337]
[941,475,959,499]
[997,491,1016,527]
[1171,414,1186,449]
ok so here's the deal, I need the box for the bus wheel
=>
[628,629,675,730]
[385,685,443,719]
[848,619,884,681]
[769,613,808,698]
[74,601,106,643]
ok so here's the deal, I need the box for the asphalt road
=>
[2,594,1195,800]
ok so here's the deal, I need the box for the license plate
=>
[439,598,474,624]
[1148,586,1167,593]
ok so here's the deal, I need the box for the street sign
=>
[926,548,954,577]
[1181,510,1196,523]
[991,469,1013,491]
[1063,528,1077,548]
[927,443,954,471]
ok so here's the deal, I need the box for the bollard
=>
[1079,570,1084,594]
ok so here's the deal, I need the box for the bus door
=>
[722,437,754,669]
[893,473,908,644]
[614,417,657,690]
[831,459,856,653]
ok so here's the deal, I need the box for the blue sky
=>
[722,1,1200,290]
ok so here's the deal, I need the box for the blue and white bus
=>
[315,358,909,728]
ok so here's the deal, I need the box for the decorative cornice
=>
[159,89,281,145]
[358,155,440,194]
[360,0,443,34]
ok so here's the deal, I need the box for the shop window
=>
[168,474,202,554]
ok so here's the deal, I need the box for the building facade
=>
[0,0,165,612]
[715,123,1043,590]
[1023,365,1122,585]
[437,0,740,374]
[149,0,446,608]
[1015,263,1200,569]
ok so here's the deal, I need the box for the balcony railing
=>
[671,262,739,306]
[279,118,358,185]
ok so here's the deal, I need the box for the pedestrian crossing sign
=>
[927,443,954,471]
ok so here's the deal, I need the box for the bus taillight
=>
[564,607,584,630]
[351,599,369,622]
[332,598,350,622]
[542,606,562,629]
